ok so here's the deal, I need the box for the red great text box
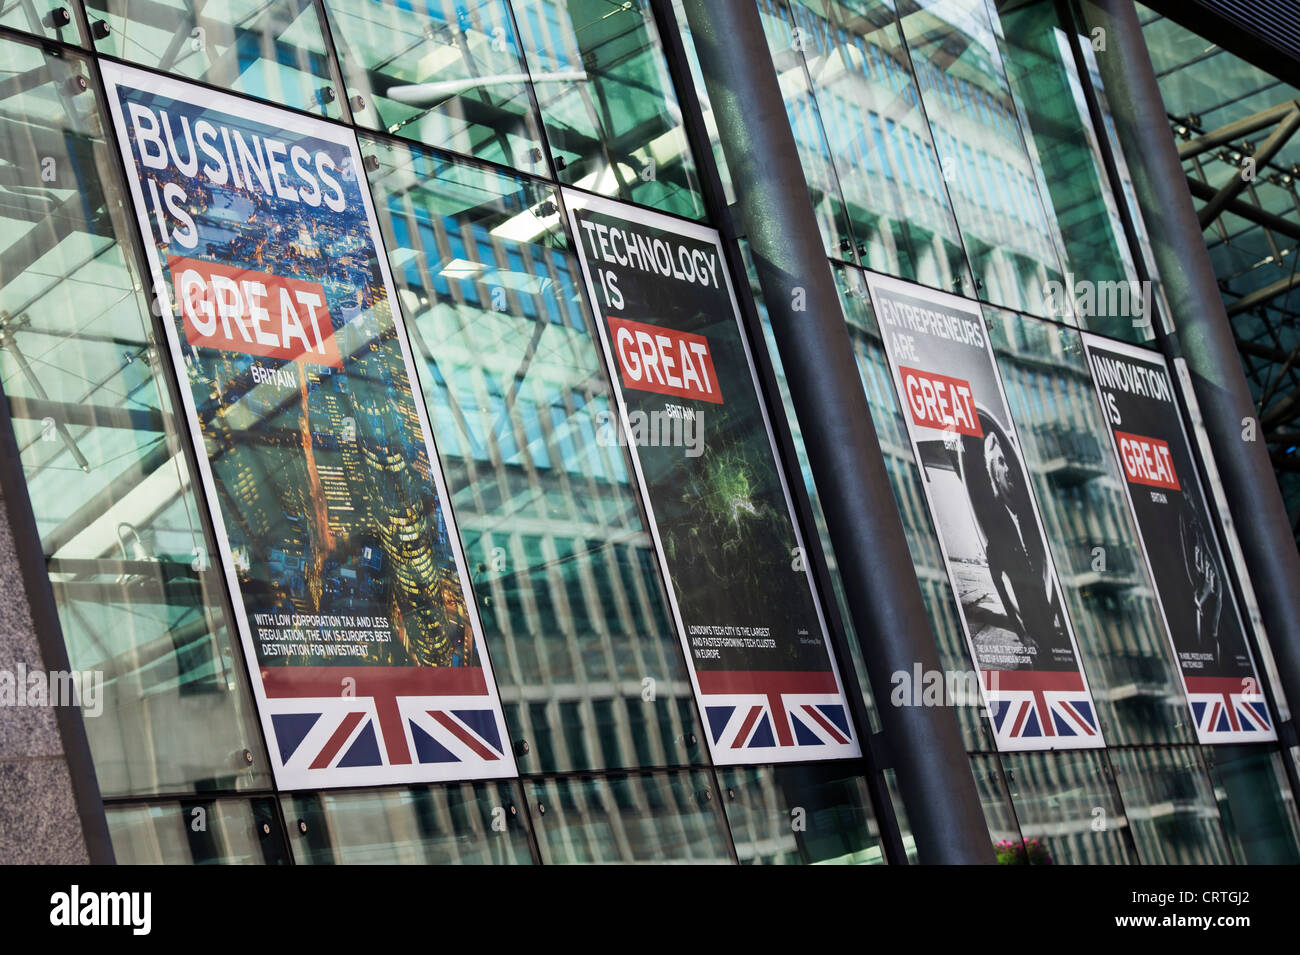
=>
[899,366,981,437]
[169,256,341,368]
[1115,431,1180,490]
[607,315,723,405]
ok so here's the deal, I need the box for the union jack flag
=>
[1185,675,1275,742]
[697,670,859,764]
[261,666,516,788]
[984,670,1105,750]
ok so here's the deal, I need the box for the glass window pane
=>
[107,796,288,863]
[718,763,885,864]
[1,0,86,43]
[988,308,1193,746]
[882,767,918,862]
[362,136,707,773]
[788,0,970,287]
[282,780,534,863]
[1110,746,1233,864]
[1206,744,1300,864]
[751,0,857,260]
[527,769,733,863]
[1073,30,1169,344]
[667,0,736,205]
[88,0,345,119]
[996,0,1154,343]
[320,0,547,170]
[1002,749,1138,864]
[897,0,1069,315]
[0,34,271,796]
[513,0,706,219]
[969,752,1023,850]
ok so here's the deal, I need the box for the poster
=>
[564,190,858,764]
[101,63,516,788]
[864,274,1103,751]
[1082,334,1274,742]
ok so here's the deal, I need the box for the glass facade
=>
[0,0,1297,865]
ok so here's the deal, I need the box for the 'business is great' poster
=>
[865,273,1103,751]
[565,190,858,765]
[101,62,515,789]
[1082,334,1274,743]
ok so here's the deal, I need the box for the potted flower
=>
[995,838,1054,865]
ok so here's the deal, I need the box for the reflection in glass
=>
[882,767,918,862]
[320,0,547,170]
[0,35,270,796]
[751,0,856,261]
[719,763,884,864]
[897,0,1068,314]
[528,769,733,863]
[996,0,1151,342]
[1111,746,1232,864]
[363,136,706,773]
[768,0,970,288]
[1207,744,1300,864]
[87,0,345,118]
[283,780,534,863]
[667,0,735,205]
[1003,749,1136,864]
[1074,27,1166,344]
[969,752,1021,848]
[107,796,287,863]
[513,0,705,219]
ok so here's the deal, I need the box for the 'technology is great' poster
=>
[565,190,858,764]
[865,273,1103,750]
[101,62,515,788]
[1083,334,1274,742]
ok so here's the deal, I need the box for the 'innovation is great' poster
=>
[1083,334,1274,743]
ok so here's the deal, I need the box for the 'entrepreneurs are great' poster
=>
[101,63,515,789]
[865,273,1103,751]
[565,190,858,765]
[1083,334,1274,743]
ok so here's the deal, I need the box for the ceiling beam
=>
[1185,175,1300,242]
[1226,270,1300,316]
[1197,107,1300,227]
[1177,99,1300,160]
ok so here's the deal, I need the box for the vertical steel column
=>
[1079,0,1300,736]
[679,0,992,863]
[648,0,909,864]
